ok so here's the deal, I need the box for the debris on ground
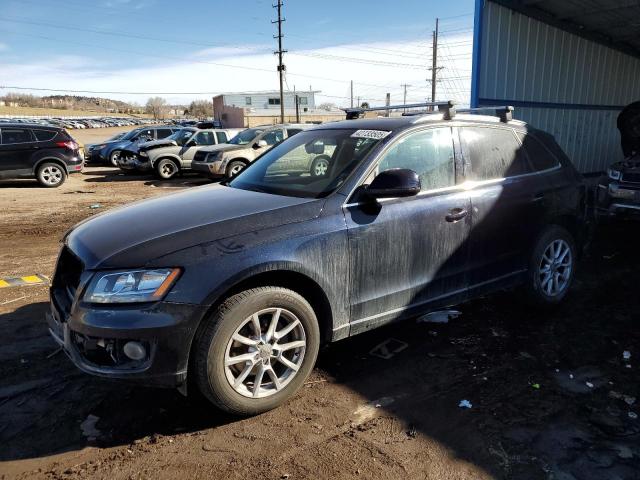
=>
[623,350,632,361]
[80,414,101,441]
[369,338,408,359]
[459,400,473,409]
[531,383,541,389]
[89,204,101,209]
[417,310,461,324]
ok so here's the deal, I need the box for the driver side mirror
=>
[254,139,268,149]
[365,168,421,199]
[305,141,324,155]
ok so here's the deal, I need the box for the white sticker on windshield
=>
[350,129,392,140]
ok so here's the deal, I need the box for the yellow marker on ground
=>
[0,274,48,288]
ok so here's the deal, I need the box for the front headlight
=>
[95,144,106,150]
[139,151,148,157]
[84,268,180,303]
[608,168,622,181]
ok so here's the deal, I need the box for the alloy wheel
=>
[538,239,572,297]
[41,165,63,186]
[224,307,306,398]
[313,159,329,176]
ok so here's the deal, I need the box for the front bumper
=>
[48,279,207,388]
[192,160,224,177]
[596,181,640,217]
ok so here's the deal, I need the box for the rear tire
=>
[156,158,180,180]
[524,225,576,307]
[36,162,67,188]
[193,287,320,416]
[310,155,331,177]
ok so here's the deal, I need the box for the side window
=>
[377,127,455,191]
[136,130,154,141]
[262,130,284,146]
[215,131,228,143]
[156,128,173,139]
[1,129,33,144]
[517,132,560,172]
[33,129,58,142]
[287,128,302,137]
[193,131,216,145]
[460,127,530,180]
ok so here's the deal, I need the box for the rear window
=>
[33,129,58,142]
[517,132,559,172]
[1,128,33,144]
[460,127,531,180]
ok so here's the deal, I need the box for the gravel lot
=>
[0,128,638,479]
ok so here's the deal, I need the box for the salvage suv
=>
[120,128,242,179]
[191,124,309,178]
[0,123,83,187]
[47,103,588,415]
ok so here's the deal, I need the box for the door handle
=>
[445,208,468,222]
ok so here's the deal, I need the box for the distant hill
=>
[0,93,144,114]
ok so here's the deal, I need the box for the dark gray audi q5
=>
[48,105,588,415]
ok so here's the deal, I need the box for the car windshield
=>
[228,128,263,145]
[228,129,382,199]
[168,129,195,145]
[121,129,141,141]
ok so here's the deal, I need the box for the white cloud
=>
[0,42,9,52]
[0,34,472,107]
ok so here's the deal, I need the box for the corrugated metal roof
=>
[493,0,640,59]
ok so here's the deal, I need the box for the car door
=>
[458,126,553,288]
[0,128,36,178]
[344,127,472,332]
[181,131,217,167]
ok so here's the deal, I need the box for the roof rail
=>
[344,100,456,120]
[457,105,514,122]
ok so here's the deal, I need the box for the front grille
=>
[52,246,84,317]
[622,172,640,184]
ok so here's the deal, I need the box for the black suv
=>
[48,105,587,415]
[0,123,83,187]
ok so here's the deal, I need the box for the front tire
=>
[109,150,122,167]
[310,155,331,177]
[226,160,246,178]
[194,287,320,416]
[36,162,67,188]
[524,225,576,307]
[156,158,180,179]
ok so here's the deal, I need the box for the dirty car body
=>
[48,111,588,408]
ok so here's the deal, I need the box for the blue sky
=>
[0,0,475,105]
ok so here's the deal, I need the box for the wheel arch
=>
[33,157,68,174]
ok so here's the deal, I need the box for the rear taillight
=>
[56,140,78,150]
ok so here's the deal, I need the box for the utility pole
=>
[385,93,391,117]
[350,80,354,108]
[272,0,286,123]
[430,18,439,105]
[401,83,412,112]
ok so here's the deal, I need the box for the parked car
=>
[191,124,309,178]
[0,123,83,187]
[47,106,588,415]
[84,132,127,160]
[596,152,640,218]
[118,128,239,178]
[92,126,179,166]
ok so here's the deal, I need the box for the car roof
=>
[0,122,62,129]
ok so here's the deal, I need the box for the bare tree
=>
[145,96,167,120]
[188,100,213,119]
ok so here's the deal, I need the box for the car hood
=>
[66,185,323,269]
[198,143,248,155]
[140,138,177,150]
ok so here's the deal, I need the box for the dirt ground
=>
[0,134,638,479]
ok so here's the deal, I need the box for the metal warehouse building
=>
[471,0,640,173]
